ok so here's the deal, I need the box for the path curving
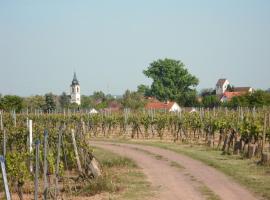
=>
[91,141,259,200]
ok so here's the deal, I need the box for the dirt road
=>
[91,141,259,200]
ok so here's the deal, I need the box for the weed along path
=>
[91,141,259,200]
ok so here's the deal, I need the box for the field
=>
[0,107,269,199]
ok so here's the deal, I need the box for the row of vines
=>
[0,107,270,199]
[0,111,101,200]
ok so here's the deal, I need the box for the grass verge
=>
[81,146,153,200]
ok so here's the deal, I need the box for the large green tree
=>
[137,84,152,97]
[143,58,199,106]
[43,93,56,112]
[23,95,45,111]
[0,95,23,112]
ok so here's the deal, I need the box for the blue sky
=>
[0,0,269,96]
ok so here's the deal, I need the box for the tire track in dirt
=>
[92,142,205,200]
[91,141,259,200]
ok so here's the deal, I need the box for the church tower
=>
[70,72,81,105]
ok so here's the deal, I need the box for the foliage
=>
[143,58,199,106]
[92,91,106,102]
[200,88,216,97]
[225,90,270,108]
[121,90,146,110]
[202,95,220,108]
[226,84,235,92]
[43,93,56,112]
[22,95,45,111]
[137,84,152,97]
[5,151,30,196]
[59,92,70,108]
[0,95,23,112]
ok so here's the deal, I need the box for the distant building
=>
[220,92,245,103]
[215,79,230,95]
[215,78,254,102]
[145,101,181,112]
[70,72,81,105]
[233,87,254,93]
[182,107,197,113]
[89,108,98,114]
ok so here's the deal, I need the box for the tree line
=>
[1,58,270,112]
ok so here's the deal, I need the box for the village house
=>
[145,100,181,112]
[233,87,254,93]
[220,92,244,102]
[215,78,254,102]
[215,78,230,96]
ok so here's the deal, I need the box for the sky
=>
[0,0,269,96]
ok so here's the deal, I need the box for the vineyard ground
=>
[0,147,152,200]
[91,138,270,200]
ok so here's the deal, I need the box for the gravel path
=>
[91,141,259,200]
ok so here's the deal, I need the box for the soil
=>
[91,141,259,200]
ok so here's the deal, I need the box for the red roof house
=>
[220,92,246,102]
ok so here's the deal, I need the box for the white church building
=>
[70,72,81,105]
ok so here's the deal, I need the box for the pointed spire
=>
[71,72,79,85]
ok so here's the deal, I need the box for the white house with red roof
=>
[215,78,254,102]
[215,78,230,95]
[220,92,244,102]
[145,101,181,112]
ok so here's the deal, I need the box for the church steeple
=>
[70,72,81,105]
[71,72,79,86]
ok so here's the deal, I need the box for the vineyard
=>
[0,107,270,199]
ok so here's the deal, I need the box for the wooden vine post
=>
[43,130,48,200]
[54,129,62,199]
[261,113,270,165]
[262,113,267,152]
[13,110,17,127]
[3,129,6,157]
[0,155,11,200]
[71,129,82,173]
[34,140,40,200]
[29,119,33,172]
[0,111,3,131]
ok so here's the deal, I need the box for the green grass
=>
[198,185,221,200]
[83,147,153,200]
[93,138,270,199]
[170,161,185,170]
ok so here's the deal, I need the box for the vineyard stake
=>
[26,117,29,129]
[13,110,16,127]
[262,113,267,152]
[43,130,48,200]
[29,119,33,172]
[34,140,40,200]
[0,111,3,131]
[54,129,62,199]
[3,129,6,157]
[71,129,82,173]
[0,155,11,200]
